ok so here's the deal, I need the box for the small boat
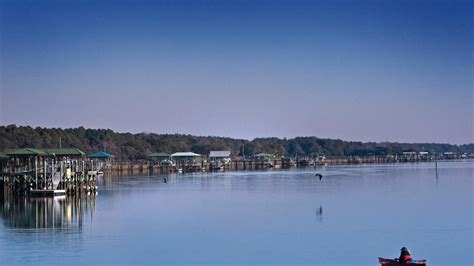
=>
[379,257,427,266]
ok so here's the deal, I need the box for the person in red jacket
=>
[398,247,412,263]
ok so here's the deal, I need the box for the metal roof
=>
[171,152,201,157]
[209,151,231,158]
[4,148,87,157]
[5,148,47,156]
[44,148,85,156]
[147,152,170,157]
[88,151,115,158]
[254,153,273,157]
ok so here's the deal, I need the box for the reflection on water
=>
[315,205,323,223]
[1,191,96,229]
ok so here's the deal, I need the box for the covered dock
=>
[88,151,114,175]
[1,148,98,196]
[147,152,171,163]
[171,152,203,170]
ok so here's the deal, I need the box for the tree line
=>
[0,125,472,161]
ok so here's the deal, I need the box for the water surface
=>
[1,161,472,265]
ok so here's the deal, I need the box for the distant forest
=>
[1,125,472,161]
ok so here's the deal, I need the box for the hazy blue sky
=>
[1,0,472,144]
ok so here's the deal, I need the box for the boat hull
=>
[379,257,427,266]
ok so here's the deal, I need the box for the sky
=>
[0,0,472,144]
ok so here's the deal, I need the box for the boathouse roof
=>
[171,152,201,157]
[209,151,231,158]
[4,148,47,156]
[88,151,114,158]
[147,152,170,157]
[254,153,273,157]
[44,148,85,156]
[3,148,86,157]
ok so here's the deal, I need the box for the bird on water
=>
[163,177,167,183]
[315,173,323,180]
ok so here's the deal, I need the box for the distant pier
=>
[113,153,460,176]
[1,148,468,182]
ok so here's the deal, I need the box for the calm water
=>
[1,161,472,265]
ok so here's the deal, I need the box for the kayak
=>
[379,257,427,265]
[379,257,427,266]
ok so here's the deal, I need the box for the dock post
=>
[35,157,38,190]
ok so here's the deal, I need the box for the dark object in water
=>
[163,177,167,183]
[378,257,427,266]
[316,205,323,215]
[315,173,323,180]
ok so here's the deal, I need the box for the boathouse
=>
[88,151,114,159]
[254,153,273,161]
[88,151,114,173]
[147,152,171,163]
[1,148,95,195]
[209,151,231,164]
[3,148,48,174]
[171,152,202,167]
[44,148,86,180]
[2,148,86,178]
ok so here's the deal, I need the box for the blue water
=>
[1,161,472,265]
